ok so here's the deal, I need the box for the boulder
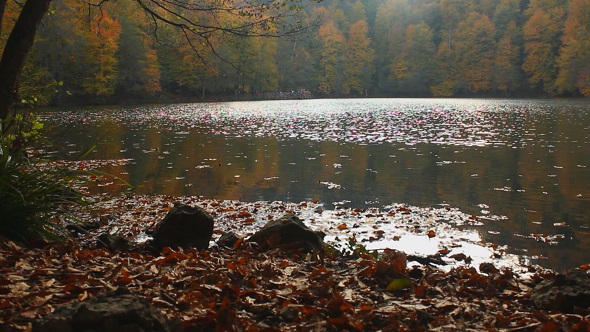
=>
[33,291,181,332]
[96,234,132,252]
[248,214,324,252]
[532,269,590,312]
[217,232,242,248]
[152,203,214,251]
[479,262,499,275]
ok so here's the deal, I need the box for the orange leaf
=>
[64,283,85,294]
[238,211,252,218]
[310,266,329,278]
[415,285,428,298]
[0,300,12,310]
[301,305,317,316]
[339,300,354,312]
[338,223,348,230]
[233,238,244,249]
[359,304,375,312]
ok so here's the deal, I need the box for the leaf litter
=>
[1,189,589,331]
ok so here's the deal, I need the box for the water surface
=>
[43,99,590,271]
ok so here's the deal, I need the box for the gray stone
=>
[96,234,132,252]
[532,269,590,312]
[248,214,324,252]
[217,232,242,248]
[152,203,214,251]
[33,291,181,332]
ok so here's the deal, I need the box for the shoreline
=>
[1,192,589,330]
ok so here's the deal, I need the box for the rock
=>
[279,306,298,322]
[532,269,590,312]
[479,262,499,274]
[217,232,242,248]
[33,290,182,332]
[152,203,214,251]
[247,214,324,252]
[67,221,103,235]
[96,234,132,252]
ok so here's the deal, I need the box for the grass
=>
[0,113,87,243]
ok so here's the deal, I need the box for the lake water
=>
[42,98,590,271]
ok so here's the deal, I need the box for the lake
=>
[42,98,590,271]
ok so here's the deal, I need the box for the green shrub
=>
[0,113,86,243]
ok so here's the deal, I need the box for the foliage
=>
[454,12,496,93]
[394,23,436,95]
[342,19,373,96]
[0,114,86,243]
[522,7,564,94]
[6,0,590,101]
[18,54,58,107]
[317,19,345,95]
[555,0,590,96]
[493,22,523,95]
[81,11,122,98]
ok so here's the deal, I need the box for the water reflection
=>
[44,99,590,271]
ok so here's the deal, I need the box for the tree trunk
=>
[0,0,52,121]
[0,0,7,36]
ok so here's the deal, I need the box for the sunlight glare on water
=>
[44,98,590,271]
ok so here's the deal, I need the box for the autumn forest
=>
[3,0,590,106]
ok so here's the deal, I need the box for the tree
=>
[0,0,52,121]
[492,0,521,37]
[454,12,497,93]
[18,51,57,106]
[373,0,412,93]
[394,23,436,95]
[0,0,321,121]
[431,41,457,97]
[317,20,345,95]
[29,0,90,103]
[342,19,373,95]
[494,22,523,95]
[170,34,216,98]
[81,10,122,98]
[522,1,566,94]
[277,32,317,91]
[556,0,590,96]
[346,0,367,27]
[439,0,471,48]
[116,16,161,97]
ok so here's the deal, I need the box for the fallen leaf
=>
[415,285,428,298]
[386,278,412,291]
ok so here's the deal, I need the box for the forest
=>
[2,0,590,105]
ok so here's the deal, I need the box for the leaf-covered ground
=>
[1,193,590,331]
